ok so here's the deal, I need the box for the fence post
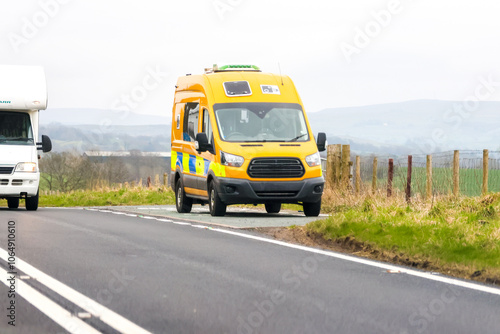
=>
[372,157,378,195]
[453,150,459,196]
[341,145,351,189]
[406,155,412,203]
[388,159,394,197]
[426,155,432,200]
[483,149,489,195]
[163,172,168,187]
[355,156,361,194]
[326,144,341,189]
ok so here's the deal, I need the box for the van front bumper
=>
[0,173,39,198]
[213,176,324,205]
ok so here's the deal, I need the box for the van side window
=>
[182,103,199,142]
[202,108,212,144]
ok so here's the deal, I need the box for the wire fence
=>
[353,150,500,197]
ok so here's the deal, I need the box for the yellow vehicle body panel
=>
[171,67,324,214]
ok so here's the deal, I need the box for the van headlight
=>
[305,152,321,167]
[15,162,38,172]
[221,151,244,167]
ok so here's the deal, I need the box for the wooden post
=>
[406,155,412,203]
[453,150,459,196]
[341,144,351,188]
[426,155,432,200]
[326,144,342,189]
[355,156,361,194]
[163,172,168,187]
[372,157,378,195]
[387,159,394,197]
[483,149,489,195]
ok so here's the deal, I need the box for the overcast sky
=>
[2,0,500,119]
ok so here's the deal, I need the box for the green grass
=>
[308,192,500,277]
[380,167,500,197]
[38,187,176,207]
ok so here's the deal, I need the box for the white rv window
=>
[0,111,34,145]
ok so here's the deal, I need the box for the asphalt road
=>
[1,207,499,334]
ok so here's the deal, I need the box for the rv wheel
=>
[7,198,19,209]
[26,191,39,211]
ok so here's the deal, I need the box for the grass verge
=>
[37,187,176,207]
[303,190,500,284]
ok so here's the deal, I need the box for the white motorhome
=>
[0,65,52,211]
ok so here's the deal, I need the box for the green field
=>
[364,166,500,197]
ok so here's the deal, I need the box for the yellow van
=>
[170,65,326,216]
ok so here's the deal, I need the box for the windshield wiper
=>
[8,137,32,142]
[288,134,308,142]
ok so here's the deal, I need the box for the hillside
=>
[308,100,500,154]
[38,100,500,154]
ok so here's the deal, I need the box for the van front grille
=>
[0,179,8,185]
[247,158,304,178]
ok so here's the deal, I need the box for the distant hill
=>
[308,100,500,155]
[38,100,500,155]
[41,108,169,126]
[40,123,170,152]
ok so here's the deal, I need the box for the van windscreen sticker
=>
[260,85,280,95]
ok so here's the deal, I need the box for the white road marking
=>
[0,248,152,334]
[89,208,500,296]
[209,228,500,297]
[1,266,102,334]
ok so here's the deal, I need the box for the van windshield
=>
[0,111,34,145]
[214,103,310,142]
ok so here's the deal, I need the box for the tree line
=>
[39,151,168,192]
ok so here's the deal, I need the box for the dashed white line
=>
[0,248,152,334]
[1,266,102,334]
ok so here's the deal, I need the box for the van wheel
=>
[265,202,281,214]
[7,198,19,209]
[303,200,321,217]
[26,191,39,211]
[175,179,192,213]
[209,182,226,216]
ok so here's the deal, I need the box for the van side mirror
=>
[316,132,326,152]
[195,133,211,153]
[37,135,52,153]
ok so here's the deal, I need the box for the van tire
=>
[7,198,19,209]
[175,179,192,213]
[265,202,281,214]
[209,182,226,216]
[26,191,39,211]
[303,200,321,217]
